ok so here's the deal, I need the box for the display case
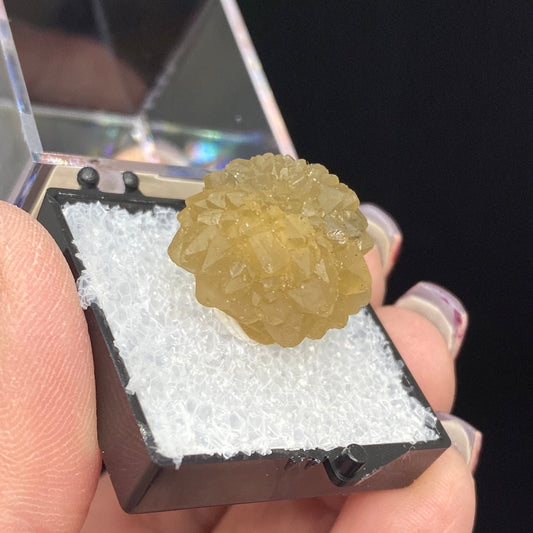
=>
[2,0,449,514]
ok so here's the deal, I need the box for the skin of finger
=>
[364,246,386,308]
[329,448,476,533]
[0,202,101,532]
[81,474,227,533]
[211,498,337,533]
[376,306,456,412]
[81,474,339,533]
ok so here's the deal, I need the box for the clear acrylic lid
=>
[0,0,295,206]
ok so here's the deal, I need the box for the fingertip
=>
[360,203,403,278]
[395,281,468,359]
[365,246,386,307]
[331,448,476,533]
[438,413,483,474]
[0,203,100,531]
[376,305,456,412]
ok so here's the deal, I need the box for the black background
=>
[238,2,531,532]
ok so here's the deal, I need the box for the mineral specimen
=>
[168,153,373,347]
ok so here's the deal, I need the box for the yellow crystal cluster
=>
[168,154,373,347]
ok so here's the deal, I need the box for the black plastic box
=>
[38,186,450,513]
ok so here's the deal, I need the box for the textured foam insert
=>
[63,201,437,467]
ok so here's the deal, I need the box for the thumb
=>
[0,202,100,532]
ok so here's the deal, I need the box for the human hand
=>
[0,201,479,532]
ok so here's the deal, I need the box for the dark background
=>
[238,1,531,532]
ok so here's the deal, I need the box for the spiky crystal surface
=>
[168,154,373,347]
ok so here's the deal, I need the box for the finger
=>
[81,474,227,533]
[82,475,335,533]
[360,203,402,279]
[330,448,476,533]
[376,305,456,412]
[437,413,483,474]
[378,278,469,413]
[361,203,403,308]
[0,202,101,531]
[365,246,386,308]
[395,281,468,360]
[211,498,337,533]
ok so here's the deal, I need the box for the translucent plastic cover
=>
[0,3,41,203]
[1,0,294,205]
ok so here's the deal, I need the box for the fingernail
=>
[438,413,482,473]
[395,281,468,359]
[359,203,402,277]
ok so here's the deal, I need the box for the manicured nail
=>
[395,281,468,359]
[438,413,482,472]
[359,203,402,277]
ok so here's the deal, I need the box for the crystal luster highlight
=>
[168,153,373,346]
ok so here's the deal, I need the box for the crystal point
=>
[168,154,373,347]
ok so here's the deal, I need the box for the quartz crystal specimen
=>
[168,154,373,347]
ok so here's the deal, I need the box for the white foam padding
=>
[63,201,437,467]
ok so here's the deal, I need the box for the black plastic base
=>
[38,185,449,513]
